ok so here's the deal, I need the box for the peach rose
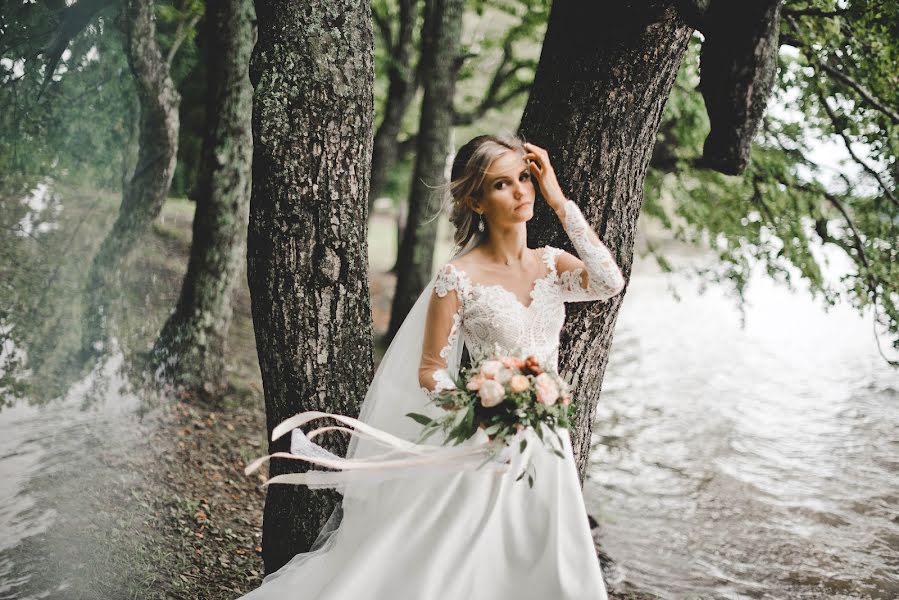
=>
[478,379,505,407]
[479,360,503,379]
[500,356,526,370]
[495,367,514,385]
[466,375,484,391]
[523,355,544,376]
[509,374,530,393]
[534,372,559,406]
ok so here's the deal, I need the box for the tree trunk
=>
[386,0,465,343]
[249,0,376,575]
[81,0,180,358]
[150,0,255,395]
[121,92,140,191]
[518,1,693,485]
[368,0,421,213]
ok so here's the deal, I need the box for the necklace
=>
[500,250,529,267]
[479,243,530,267]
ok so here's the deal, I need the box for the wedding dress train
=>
[238,200,624,600]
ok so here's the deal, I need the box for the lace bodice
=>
[419,200,626,396]
[436,248,567,369]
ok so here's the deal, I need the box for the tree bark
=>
[518,1,693,486]
[697,0,784,174]
[386,0,465,343]
[249,0,376,575]
[81,0,180,358]
[150,0,255,395]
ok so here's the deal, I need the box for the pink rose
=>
[478,379,505,407]
[534,373,559,406]
[509,374,530,393]
[466,375,484,391]
[479,360,503,379]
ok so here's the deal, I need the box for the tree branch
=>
[452,33,534,125]
[818,60,899,125]
[782,7,848,18]
[166,13,200,68]
[38,0,116,100]
[783,15,899,125]
[767,171,898,366]
[372,4,394,54]
[817,91,899,211]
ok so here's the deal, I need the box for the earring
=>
[476,213,485,232]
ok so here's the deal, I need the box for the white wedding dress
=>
[239,200,624,600]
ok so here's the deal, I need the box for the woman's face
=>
[472,149,535,228]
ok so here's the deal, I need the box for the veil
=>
[243,232,513,583]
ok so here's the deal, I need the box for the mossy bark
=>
[150,0,255,395]
[248,0,376,575]
[519,2,693,485]
[387,0,465,343]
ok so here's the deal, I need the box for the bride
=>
[239,134,625,599]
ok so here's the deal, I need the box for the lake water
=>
[587,249,898,599]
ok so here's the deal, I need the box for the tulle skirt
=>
[237,426,608,600]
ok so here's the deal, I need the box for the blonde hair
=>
[436,132,530,250]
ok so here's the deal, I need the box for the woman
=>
[239,134,625,599]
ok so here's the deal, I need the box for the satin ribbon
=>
[244,411,511,489]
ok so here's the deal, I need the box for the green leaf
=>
[406,412,433,426]
[483,423,502,435]
[464,406,475,429]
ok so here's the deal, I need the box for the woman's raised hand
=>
[523,142,567,213]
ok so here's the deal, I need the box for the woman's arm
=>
[419,264,464,395]
[522,141,625,302]
[553,199,626,302]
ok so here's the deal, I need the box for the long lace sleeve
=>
[555,199,626,302]
[419,264,466,397]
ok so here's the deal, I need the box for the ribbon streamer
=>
[245,411,511,489]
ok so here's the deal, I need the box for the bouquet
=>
[406,350,576,488]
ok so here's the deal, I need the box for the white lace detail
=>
[558,200,625,302]
[432,368,457,391]
[434,263,470,299]
[427,205,623,382]
[440,312,462,359]
[542,246,563,275]
[433,265,468,364]
[441,256,565,371]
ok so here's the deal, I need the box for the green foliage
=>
[0,0,205,194]
[647,2,899,362]
[0,3,135,188]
